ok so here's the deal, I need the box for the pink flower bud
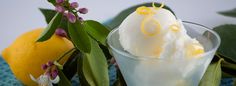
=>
[47,61,54,67]
[41,64,48,70]
[78,8,88,14]
[67,12,76,23]
[51,69,58,79]
[70,2,79,8]
[78,17,83,21]
[55,5,65,13]
[55,28,67,37]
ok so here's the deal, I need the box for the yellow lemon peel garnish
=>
[136,2,165,15]
[186,43,204,57]
[169,24,180,32]
[138,2,165,36]
[141,15,161,36]
[192,44,204,56]
[136,6,154,15]
[152,2,165,10]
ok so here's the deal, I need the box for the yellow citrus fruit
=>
[2,28,74,86]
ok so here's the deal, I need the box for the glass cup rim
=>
[106,21,221,60]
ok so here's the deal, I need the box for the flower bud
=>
[55,5,65,13]
[70,2,79,8]
[78,8,88,14]
[78,17,83,21]
[67,12,76,23]
[47,61,54,67]
[51,69,58,79]
[55,28,67,37]
[41,64,48,70]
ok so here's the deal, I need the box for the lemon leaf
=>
[213,25,236,62]
[68,21,91,53]
[221,60,236,78]
[39,8,57,24]
[83,39,109,86]
[77,53,90,86]
[37,12,63,42]
[104,2,174,29]
[199,58,223,86]
[47,0,56,5]
[222,70,236,78]
[58,69,72,86]
[218,8,236,18]
[82,55,96,86]
[39,8,68,31]
[84,20,110,46]
[216,53,236,78]
[63,50,80,80]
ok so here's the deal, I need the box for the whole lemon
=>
[2,28,74,86]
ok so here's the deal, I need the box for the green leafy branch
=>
[38,0,111,86]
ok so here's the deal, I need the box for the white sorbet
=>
[119,7,204,58]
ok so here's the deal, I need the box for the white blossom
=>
[30,74,60,86]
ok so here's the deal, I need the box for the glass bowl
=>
[107,21,221,86]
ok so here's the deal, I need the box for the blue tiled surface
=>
[0,55,234,86]
[221,78,235,86]
[0,56,23,86]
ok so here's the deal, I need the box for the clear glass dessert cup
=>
[107,21,221,86]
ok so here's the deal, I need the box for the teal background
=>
[0,56,23,86]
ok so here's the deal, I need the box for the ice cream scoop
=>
[119,5,204,58]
